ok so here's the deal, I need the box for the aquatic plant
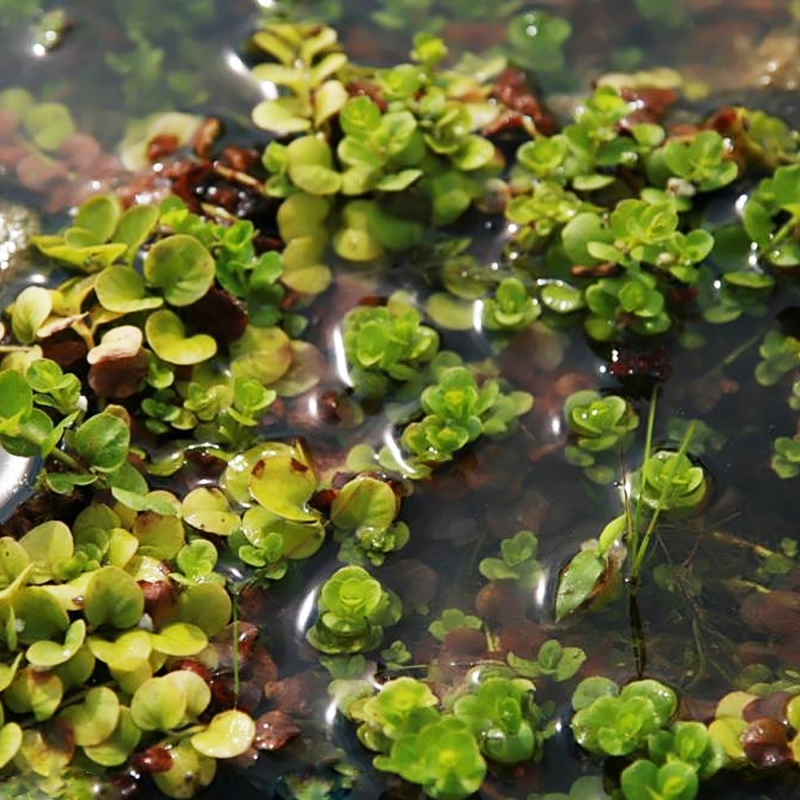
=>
[400,360,533,466]
[570,676,678,757]
[556,390,707,625]
[348,666,548,800]
[4,5,800,800]
[374,716,486,800]
[744,164,800,269]
[330,474,409,566]
[563,390,639,484]
[307,566,401,654]
[342,301,440,398]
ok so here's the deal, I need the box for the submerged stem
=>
[626,576,647,677]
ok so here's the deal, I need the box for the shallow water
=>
[3,1,800,799]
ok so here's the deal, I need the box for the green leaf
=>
[143,234,216,306]
[74,411,130,473]
[113,204,160,264]
[130,676,187,732]
[191,710,256,758]
[23,101,75,151]
[0,369,34,421]
[60,686,120,747]
[149,622,208,657]
[555,548,606,620]
[145,309,217,366]
[74,195,122,244]
[95,266,164,313]
[230,325,292,385]
[286,136,341,195]
[84,566,144,629]
[0,723,22,770]
[26,619,86,668]
[11,286,52,345]
[83,706,141,766]
[331,476,399,535]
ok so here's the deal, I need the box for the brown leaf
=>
[253,710,301,751]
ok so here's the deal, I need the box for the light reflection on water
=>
[2,3,800,800]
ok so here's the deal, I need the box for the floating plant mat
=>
[3,1,800,799]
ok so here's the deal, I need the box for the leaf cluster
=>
[253,24,505,268]
[225,442,326,582]
[331,475,409,566]
[306,566,401,654]
[478,529,543,589]
[399,358,533,467]
[350,667,545,800]
[0,497,258,792]
[342,301,440,398]
[570,676,677,757]
[563,390,639,484]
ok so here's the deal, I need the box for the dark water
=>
[2,2,800,799]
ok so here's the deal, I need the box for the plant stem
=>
[631,419,696,578]
[709,529,777,560]
[626,576,647,677]
[629,385,659,562]
[232,590,240,707]
[766,213,800,249]
[13,426,85,472]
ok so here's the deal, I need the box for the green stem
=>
[47,446,84,473]
[626,577,647,677]
[629,385,659,562]
[766,213,800,250]
[12,426,85,472]
[232,590,240,707]
[631,419,696,578]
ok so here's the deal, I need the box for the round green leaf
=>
[83,706,141,766]
[74,411,130,473]
[177,583,232,637]
[74,195,122,244]
[5,668,63,721]
[88,629,153,671]
[0,723,22,770]
[149,622,208,657]
[130,675,187,732]
[152,740,216,799]
[191,710,256,758]
[26,619,86,668]
[18,521,73,584]
[53,645,96,690]
[145,309,218,366]
[11,286,52,345]
[13,587,70,643]
[113,204,159,263]
[95,266,164,313]
[425,293,476,331]
[230,325,292,385]
[248,446,318,522]
[60,686,120,747]
[23,102,75,151]
[14,726,72,777]
[164,669,211,720]
[143,234,215,306]
[331,476,399,534]
[181,487,240,536]
[84,566,144,629]
[252,98,312,135]
[133,511,185,560]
